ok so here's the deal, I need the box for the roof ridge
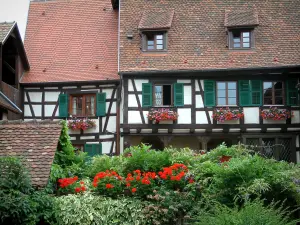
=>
[0,119,62,125]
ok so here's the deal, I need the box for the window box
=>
[212,107,244,123]
[261,107,293,121]
[147,108,178,124]
[68,117,97,130]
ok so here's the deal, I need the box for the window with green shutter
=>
[96,93,106,116]
[204,80,216,107]
[286,80,298,106]
[59,94,68,117]
[174,83,184,106]
[84,144,102,157]
[239,80,262,106]
[142,83,152,107]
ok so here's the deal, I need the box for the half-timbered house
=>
[0,22,28,120]
[119,0,300,162]
[20,0,121,155]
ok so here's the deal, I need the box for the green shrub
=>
[164,147,198,166]
[195,199,299,225]
[54,193,146,225]
[0,156,32,194]
[123,144,172,174]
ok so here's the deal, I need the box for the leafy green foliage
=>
[123,144,172,173]
[0,156,32,194]
[164,146,198,166]
[195,199,299,225]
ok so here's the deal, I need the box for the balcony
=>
[1,81,20,108]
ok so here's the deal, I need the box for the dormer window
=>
[142,32,167,51]
[229,29,253,49]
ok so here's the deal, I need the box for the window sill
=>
[141,51,168,56]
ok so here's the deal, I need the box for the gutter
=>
[0,91,22,114]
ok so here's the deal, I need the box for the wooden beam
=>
[3,60,15,74]
[0,44,2,91]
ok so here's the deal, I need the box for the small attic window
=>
[142,32,167,51]
[229,29,253,49]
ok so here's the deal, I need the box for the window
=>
[143,32,166,51]
[229,30,252,49]
[216,81,237,105]
[154,85,172,106]
[263,81,283,105]
[70,94,96,116]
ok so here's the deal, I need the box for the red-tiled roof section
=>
[0,120,61,187]
[225,10,259,27]
[119,0,300,72]
[138,10,174,30]
[0,22,15,43]
[21,0,118,83]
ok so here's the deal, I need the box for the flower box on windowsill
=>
[212,107,244,123]
[261,107,293,124]
[148,108,178,124]
[68,117,97,130]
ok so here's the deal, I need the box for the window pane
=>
[163,85,172,105]
[228,82,236,89]
[233,38,240,43]
[275,97,283,105]
[234,43,241,48]
[275,90,283,97]
[156,35,163,40]
[72,97,77,115]
[147,40,154,45]
[217,90,226,98]
[155,86,163,106]
[274,82,282,89]
[217,98,226,105]
[147,45,154,50]
[264,97,272,105]
[228,90,236,97]
[243,32,250,37]
[217,82,226,89]
[90,96,95,115]
[156,39,163,45]
[263,82,272,89]
[156,45,163,50]
[243,37,250,42]
[243,43,250,48]
[228,98,236,105]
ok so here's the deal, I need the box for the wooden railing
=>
[1,81,20,107]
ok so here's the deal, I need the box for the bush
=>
[54,193,146,225]
[0,156,32,194]
[164,147,198,166]
[195,199,299,225]
[123,144,172,174]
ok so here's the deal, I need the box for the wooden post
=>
[0,43,2,92]
[115,83,121,155]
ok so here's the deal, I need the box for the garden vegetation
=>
[1,121,300,224]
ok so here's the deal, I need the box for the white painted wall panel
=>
[45,92,60,102]
[208,111,213,124]
[28,92,42,102]
[32,105,42,116]
[134,79,149,91]
[200,80,204,90]
[128,79,134,91]
[196,111,208,124]
[244,107,259,124]
[296,135,299,148]
[45,105,56,117]
[110,103,117,114]
[128,111,142,124]
[143,111,149,124]
[177,109,191,124]
[62,86,77,89]
[103,89,113,98]
[184,86,192,105]
[292,110,300,124]
[195,95,204,108]
[195,80,200,91]
[263,119,286,124]
[102,142,112,154]
[128,94,138,107]
[106,116,116,133]
[44,87,59,90]
[80,136,95,140]
[177,79,191,83]
[120,137,124,154]
[296,152,300,163]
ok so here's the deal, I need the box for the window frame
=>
[263,81,285,105]
[142,31,168,52]
[153,83,173,107]
[69,93,96,117]
[216,81,237,106]
[228,29,254,50]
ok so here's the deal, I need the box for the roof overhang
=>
[0,91,22,114]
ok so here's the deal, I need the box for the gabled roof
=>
[0,120,61,187]
[0,22,30,70]
[21,0,119,84]
[225,10,259,27]
[138,10,175,30]
[0,92,22,114]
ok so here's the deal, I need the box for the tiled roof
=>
[0,22,15,43]
[138,10,174,30]
[0,92,22,114]
[119,0,300,72]
[21,0,119,83]
[0,120,61,187]
[225,10,259,27]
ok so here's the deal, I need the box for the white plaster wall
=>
[200,80,204,90]
[128,111,142,124]
[184,86,192,105]
[84,119,99,134]
[45,92,60,102]
[120,137,124,154]
[244,107,259,124]
[103,89,113,98]
[263,119,286,124]
[196,111,208,124]
[81,85,96,88]
[143,111,149,124]
[45,105,56,117]
[297,152,300,164]
[102,116,116,133]
[80,136,95,140]
[32,105,42,117]
[110,102,116,114]
[102,141,113,154]
[28,92,42,102]
[196,95,204,108]
[177,79,191,83]
[44,87,58,90]
[208,111,213,124]
[177,108,191,124]
[134,79,149,91]
[195,80,200,91]
[24,105,31,117]
[128,94,138,107]
[292,110,300,124]
[62,86,77,89]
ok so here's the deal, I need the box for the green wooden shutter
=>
[142,83,152,107]
[84,144,94,157]
[250,80,262,106]
[59,94,68,117]
[96,93,106,116]
[239,80,251,106]
[204,80,215,107]
[93,144,102,155]
[286,80,298,106]
[174,83,184,106]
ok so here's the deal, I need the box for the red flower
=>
[106,183,114,189]
[131,188,137,193]
[189,179,195,184]
[75,187,81,193]
[81,186,86,191]
[126,182,131,187]
[80,181,84,185]
[220,155,232,163]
